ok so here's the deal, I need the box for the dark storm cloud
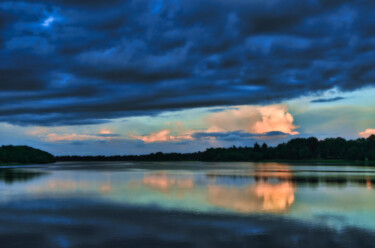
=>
[193,131,257,141]
[1,0,375,125]
[0,54,55,91]
[17,0,124,8]
[193,131,290,142]
[311,97,346,103]
[0,9,14,33]
[97,133,120,138]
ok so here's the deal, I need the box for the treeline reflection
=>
[0,169,46,184]
[207,173,375,188]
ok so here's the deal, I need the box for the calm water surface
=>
[0,161,375,247]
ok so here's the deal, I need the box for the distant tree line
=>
[57,135,375,162]
[0,145,55,164]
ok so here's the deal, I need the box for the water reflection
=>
[46,179,89,191]
[205,164,296,213]
[207,163,375,189]
[1,198,374,248]
[367,178,373,190]
[0,169,46,184]
[138,172,296,213]
[207,182,295,213]
[1,162,375,232]
[100,181,112,194]
[142,173,195,192]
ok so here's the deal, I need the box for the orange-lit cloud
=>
[46,133,99,142]
[206,105,299,135]
[359,129,375,138]
[132,129,193,143]
[99,128,114,135]
[130,105,298,143]
[28,127,49,136]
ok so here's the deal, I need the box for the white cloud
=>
[42,16,55,27]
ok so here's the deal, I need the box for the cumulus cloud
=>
[359,129,375,138]
[206,105,299,135]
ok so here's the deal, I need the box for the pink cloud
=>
[46,133,102,142]
[28,127,120,142]
[359,129,375,138]
[132,129,173,143]
[28,127,49,136]
[132,129,193,143]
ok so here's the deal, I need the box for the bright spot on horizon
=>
[42,16,55,27]
[99,129,113,135]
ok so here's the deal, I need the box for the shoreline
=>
[51,159,375,165]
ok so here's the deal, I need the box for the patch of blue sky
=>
[151,0,164,14]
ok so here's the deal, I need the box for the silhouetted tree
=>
[56,136,375,162]
[253,143,261,152]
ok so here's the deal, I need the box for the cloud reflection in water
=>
[207,182,295,213]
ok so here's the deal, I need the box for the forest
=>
[0,145,55,164]
[57,135,375,162]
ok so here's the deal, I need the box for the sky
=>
[0,0,375,155]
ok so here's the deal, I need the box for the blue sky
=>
[1,0,375,155]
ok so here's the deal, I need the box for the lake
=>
[0,161,375,247]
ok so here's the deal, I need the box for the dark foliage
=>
[0,145,55,164]
[57,135,375,162]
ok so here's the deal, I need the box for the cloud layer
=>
[1,0,375,125]
[132,104,298,143]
